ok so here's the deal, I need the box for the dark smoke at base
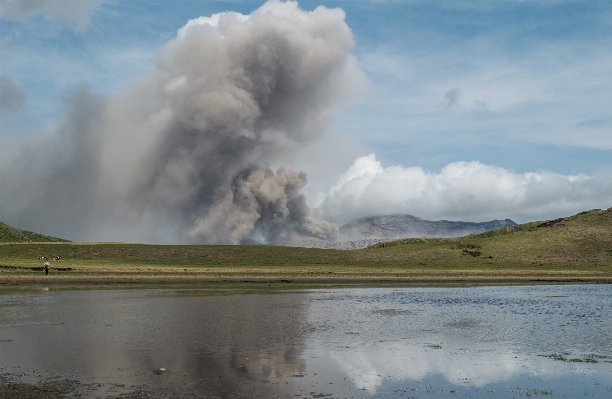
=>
[189,166,337,244]
[0,1,362,244]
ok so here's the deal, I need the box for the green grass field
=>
[1,208,610,281]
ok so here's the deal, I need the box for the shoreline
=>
[2,274,611,285]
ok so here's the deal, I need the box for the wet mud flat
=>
[0,373,80,399]
[0,372,153,399]
[1,284,612,398]
[0,370,194,399]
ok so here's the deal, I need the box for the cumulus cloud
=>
[0,72,26,112]
[318,154,612,224]
[0,0,103,30]
[0,0,361,243]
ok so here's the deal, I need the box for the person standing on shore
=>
[44,260,50,275]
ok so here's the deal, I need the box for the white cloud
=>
[177,12,249,39]
[0,0,103,30]
[318,154,612,224]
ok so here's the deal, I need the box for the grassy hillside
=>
[0,221,69,243]
[0,208,610,280]
[365,207,612,271]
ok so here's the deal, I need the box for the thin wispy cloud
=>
[352,33,612,150]
[0,0,103,31]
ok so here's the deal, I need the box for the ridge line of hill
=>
[0,221,70,243]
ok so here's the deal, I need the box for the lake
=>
[1,283,611,398]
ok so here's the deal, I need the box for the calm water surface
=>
[0,284,611,398]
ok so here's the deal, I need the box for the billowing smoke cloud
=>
[0,73,26,112]
[318,154,612,224]
[0,0,102,30]
[0,1,360,243]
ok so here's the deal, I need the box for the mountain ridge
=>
[293,214,517,249]
[340,214,516,241]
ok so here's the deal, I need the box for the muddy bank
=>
[0,371,169,399]
[1,274,612,285]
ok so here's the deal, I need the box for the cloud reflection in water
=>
[0,284,611,398]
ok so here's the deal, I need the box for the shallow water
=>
[0,284,611,398]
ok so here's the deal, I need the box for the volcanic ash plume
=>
[188,167,337,244]
[0,1,360,243]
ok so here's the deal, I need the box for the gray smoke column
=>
[0,1,360,243]
[0,73,26,112]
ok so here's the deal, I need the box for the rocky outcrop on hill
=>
[291,238,385,250]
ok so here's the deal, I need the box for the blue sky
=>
[1,0,611,241]
[4,1,610,171]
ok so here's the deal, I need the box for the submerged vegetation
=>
[539,352,612,363]
[0,208,611,281]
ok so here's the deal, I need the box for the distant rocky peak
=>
[339,214,516,241]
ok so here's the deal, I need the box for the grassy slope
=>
[0,221,69,243]
[0,208,610,279]
[362,207,612,277]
